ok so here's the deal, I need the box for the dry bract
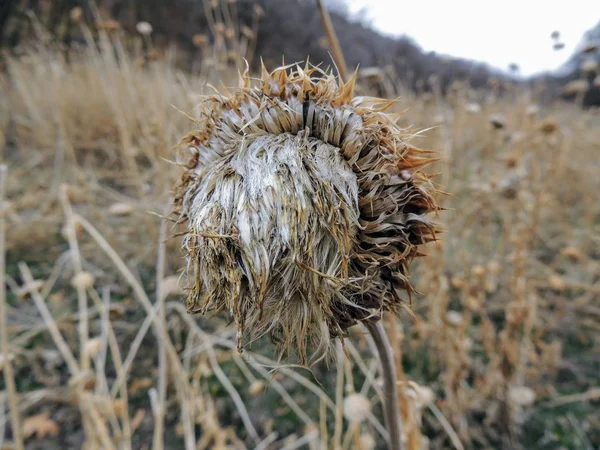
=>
[171,65,438,363]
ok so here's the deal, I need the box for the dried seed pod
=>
[562,79,589,96]
[136,21,153,36]
[214,23,226,35]
[172,65,438,363]
[538,117,560,135]
[508,385,536,407]
[224,28,235,40]
[581,59,598,73]
[343,393,371,423]
[464,102,481,114]
[70,7,83,23]
[488,114,507,130]
[240,25,254,39]
[253,4,264,19]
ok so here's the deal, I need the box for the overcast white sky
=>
[348,0,600,76]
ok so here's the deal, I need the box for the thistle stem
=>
[365,319,403,450]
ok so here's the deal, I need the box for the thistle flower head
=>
[136,21,153,36]
[172,65,438,363]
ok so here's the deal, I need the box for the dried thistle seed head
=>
[172,65,438,363]
[464,102,481,114]
[539,117,560,135]
[508,385,536,407]
[136,21,153,36]
[192,34,209,47]
[214,23,226,35]
[224,28,236,40]
[253,4,265,18]
[581,59,598,73]
[488,114,507,130]
[343,393,371,423]
[70,7,83,23]
[240,25,254,39]
[562,79,589,96]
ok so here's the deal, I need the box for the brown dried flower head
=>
[562,79,589,96]
[580,59,598,73]
[192,34,209,48]
[581,41,599,55]
[172,65,438,363]
[240,25,254,39]
[136,21,153,36]
[70,7,83,23]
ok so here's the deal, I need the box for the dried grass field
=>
[1,12,600,450]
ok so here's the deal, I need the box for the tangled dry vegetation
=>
[1,12,600,450]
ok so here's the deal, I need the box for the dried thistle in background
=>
[172,64,439,364]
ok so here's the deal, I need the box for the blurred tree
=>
[0,0,499,93]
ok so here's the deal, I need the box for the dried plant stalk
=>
[0,166,25,450]
[172,64,438,364]
[316,0,349,81]
[365,319,403,450]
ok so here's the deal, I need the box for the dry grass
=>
[1,14,600,450]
